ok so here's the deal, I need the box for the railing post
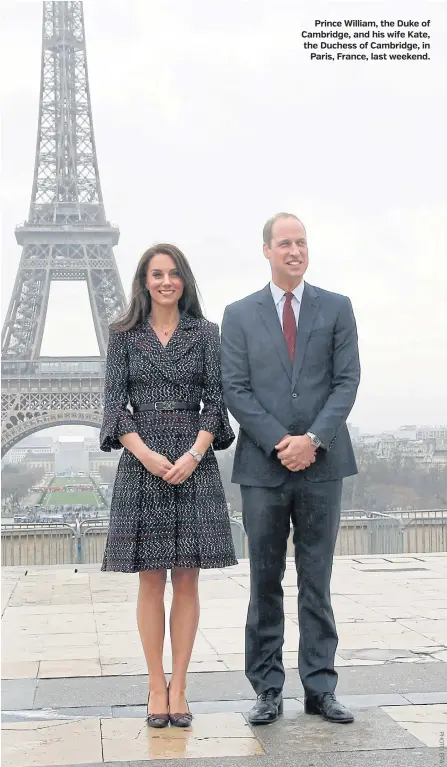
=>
[230,518,246,559]
[74,520,82,565]
[367,520,374,555]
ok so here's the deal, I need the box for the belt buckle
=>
[155,401,172,411]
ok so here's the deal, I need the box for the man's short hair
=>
[262,213,304,247]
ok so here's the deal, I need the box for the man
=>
[221,213,360,726]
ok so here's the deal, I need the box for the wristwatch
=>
[188,449,203,463]
[306,432,323,449]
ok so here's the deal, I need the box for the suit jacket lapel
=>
[256,286,292,381]
[292,283,319,389]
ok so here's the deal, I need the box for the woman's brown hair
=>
[109,243,204,332]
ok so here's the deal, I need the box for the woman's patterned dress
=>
[99,314,238,572]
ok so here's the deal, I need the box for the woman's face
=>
[145,253,184,310]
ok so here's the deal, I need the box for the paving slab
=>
[0,718,438,767]
[1,705,113,723]
[336,693,409,708]
[1,678,36,710]
[6,692,444,723]
[24,753,442,767]
[31,663,447,710]
[34,674,148,709]
[305,750,443,767]
[403,691,447,704]
[3,557,447,682]
[383,703,447,748]
[251,706,422,754]
[1,718,103,767]
[102,713,264,761]
[3,557,447,767]
[333,661,447,694]
[1,661,39,679]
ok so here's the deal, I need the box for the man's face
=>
[264,217,309,287]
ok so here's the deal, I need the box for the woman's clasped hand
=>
[139,448,198,485]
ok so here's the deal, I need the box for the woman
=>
[99,244,237,728]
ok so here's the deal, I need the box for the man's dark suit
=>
[220,281,360,697]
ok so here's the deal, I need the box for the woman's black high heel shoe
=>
[168,683,193,727]
[146,691,169,728]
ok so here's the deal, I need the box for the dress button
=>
[292,393,297,398]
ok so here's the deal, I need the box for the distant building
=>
[2,449,27,465]
[85,439,101,453]
[347,423,360,442]
[416,425,447,441]
[2,440,54,465]
[89,452,120,473]
[55,437,89,475]
[23,453,55,473]
[357,424,447,466]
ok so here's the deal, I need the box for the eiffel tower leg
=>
[86,261,127,358]
[2,265,49,360]
[30,271,52,360]
[1,2,126,456]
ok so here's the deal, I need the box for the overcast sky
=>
[1,0,446,434]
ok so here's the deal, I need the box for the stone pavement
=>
[2,554,447,766]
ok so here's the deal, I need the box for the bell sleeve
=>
[199,322,235,451]
[99,330,136,451]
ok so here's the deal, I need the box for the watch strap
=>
[306,432,323,448]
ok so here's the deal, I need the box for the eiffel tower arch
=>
[1,1,126,456]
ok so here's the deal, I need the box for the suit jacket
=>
[220,282,360,486]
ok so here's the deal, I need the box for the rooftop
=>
[2,554,447,767]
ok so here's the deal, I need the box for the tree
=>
[342,445,447,511]
[1,464,45,506]
[97,463,119,485]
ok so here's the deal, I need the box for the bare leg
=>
[137,569,168,714]
[168,567,200,712]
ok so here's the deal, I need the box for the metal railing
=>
[1,510,446,567]
[79,518,110,565]
[334,509,447,557]
[1,522,77,566]
[230,519,248,559]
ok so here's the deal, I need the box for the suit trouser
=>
[241,474,342,697]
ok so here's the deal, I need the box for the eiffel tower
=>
[1,1,126,457]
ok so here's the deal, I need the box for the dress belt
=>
[132,401,200,413]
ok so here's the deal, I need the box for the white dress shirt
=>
[270,280,305,329]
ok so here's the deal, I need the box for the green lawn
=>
[41,475,102,507]
[44,491,101,506]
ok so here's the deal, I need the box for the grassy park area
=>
[41,476,102,507]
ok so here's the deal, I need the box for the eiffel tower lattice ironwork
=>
[1,1,126,456]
